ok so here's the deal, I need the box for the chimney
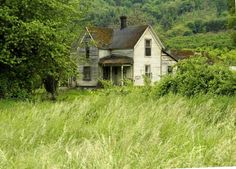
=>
[120,16,127,30]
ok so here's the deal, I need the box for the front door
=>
[113,66,120,85]
[103,67,110,80]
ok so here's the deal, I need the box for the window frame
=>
[145,39,152,57]
[83,66,91,81]
[144,64,152,79]
[167,66,173,74]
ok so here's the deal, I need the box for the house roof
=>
[87,27,113,49]
[167,50,215,64]
[170,50,195,60]
[87,25,149,50]
[99,54,133,65]
[162,50,178,62]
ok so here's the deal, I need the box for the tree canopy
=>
[84,0,234,50]
[0,0,83,98]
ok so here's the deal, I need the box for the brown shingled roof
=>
[170,50,195,60]
[87,25,149,50]
[87,27,113,49]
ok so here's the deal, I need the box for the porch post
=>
[110,66,113,83]
[131,65,134,80]
[121,65,124,86]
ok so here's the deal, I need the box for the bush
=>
[186,18,228,34]
[0,75,8,98]
[166,25,193,37]
[204,18,227,32]
[0,75,30,99]
[154,57,236,97]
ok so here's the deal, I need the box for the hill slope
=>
[84,0,234,49]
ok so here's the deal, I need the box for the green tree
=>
[0,0,83,98]
[228,0,236,45]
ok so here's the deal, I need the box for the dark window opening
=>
[168,66,173,74]
[145,65,152,78]
[103,67,110,80]
[83,66,91,81]
[145,39,152,56]
[85,46,90,58]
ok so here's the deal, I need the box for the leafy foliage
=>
[154,57,236,97]
[165,32,234,49]
[0,0,83,98]
[85,0,235,49]
[228,0,236,45]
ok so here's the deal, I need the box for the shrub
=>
[204,18,227,32]
[0,74,30,99]
[154,57,236,97]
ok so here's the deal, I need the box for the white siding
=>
[99,50,110,59]
[133,28,162,86]
[161,54,177,76]
[99,49,133,58]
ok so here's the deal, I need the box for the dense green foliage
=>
[0,90,235,168]
[85,0,235,50]
[154,57,236,97]
[0,0,82,98]
[165,32,234,49]
[228,0,236,45]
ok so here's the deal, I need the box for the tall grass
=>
[0,90,236,168]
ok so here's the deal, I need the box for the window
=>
[167,66,173,74]
[145,39,152,56]
[145,65,152,78]
[83,66,91,81]
[85,44,90,58]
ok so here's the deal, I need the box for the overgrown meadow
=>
[0,88,236,169]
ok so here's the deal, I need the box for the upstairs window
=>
[83,66,91,81]
[145,39,152,56]
[145,65,152,78]
[85,43,90,58]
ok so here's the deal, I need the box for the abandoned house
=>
[75,16,177,87]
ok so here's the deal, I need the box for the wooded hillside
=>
[84,0,234,49]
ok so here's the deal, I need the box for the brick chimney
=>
[120,16,127,30]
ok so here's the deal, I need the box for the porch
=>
[99,55,133,86]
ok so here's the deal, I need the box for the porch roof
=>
[99,54,133,65]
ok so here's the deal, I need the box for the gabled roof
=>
[110,25,149,49]
[86,25,149,50]
[162,50,178,62]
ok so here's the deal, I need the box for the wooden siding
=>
[99,50,110,59]
[77,34,100,87]
[161,54,177,76]
[133,27,162,86]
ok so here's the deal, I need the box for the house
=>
[76,16,177,87]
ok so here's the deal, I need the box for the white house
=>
[76,16,177,87]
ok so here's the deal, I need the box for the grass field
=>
[0,89,236,168]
